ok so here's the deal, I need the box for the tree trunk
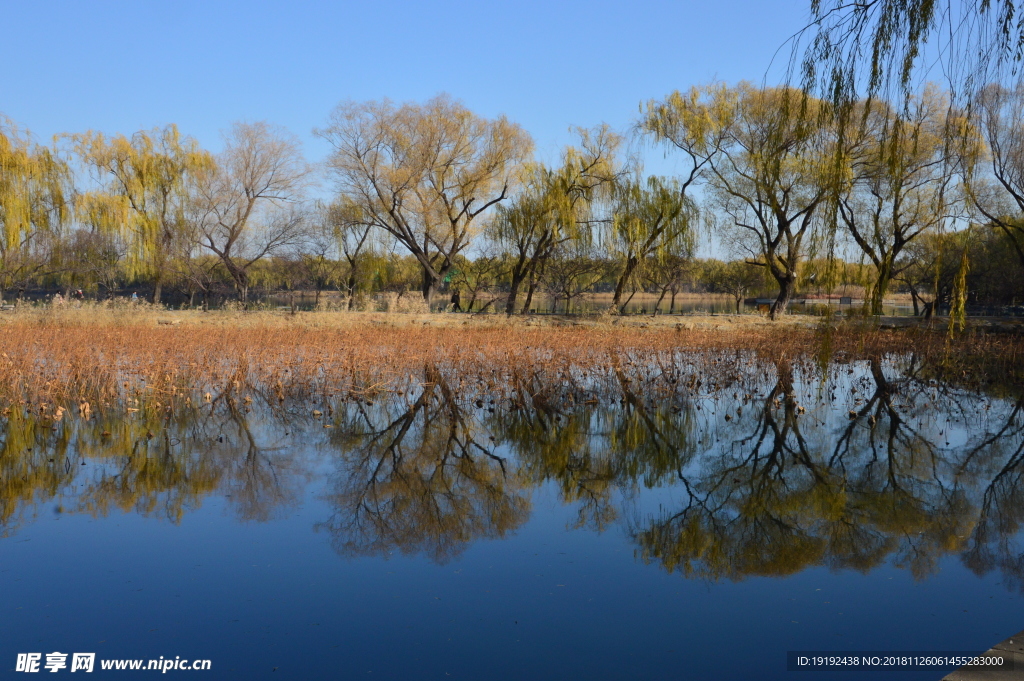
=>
[152,280,162,305]
[769,274,796,320]
[621,288,638,313]
[421,268,439,309]
[612,256,639,314]
[870,260,893,316]
[907,284,922,316]
[654,289,668,316]
[505,255,529,316]
[221,258,250,304]
[506,271,526,316]
[346,273,357,310]
[521,275,537,314]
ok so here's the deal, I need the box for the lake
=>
[1,349,1022,679]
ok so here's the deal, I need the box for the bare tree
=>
[316,94,533,306]
[643,253,693,314]
[192,121,310,303]
[709,259,766,314]
[62,229,127,300]
[295,203,341,309]
[541,241,606,315]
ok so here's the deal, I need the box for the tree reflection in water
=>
[633,355,1022,584]
[316,364,531,563]
[1,351,1023,589]
[0,395,305,534]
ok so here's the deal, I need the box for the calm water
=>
[1,353,1022,679]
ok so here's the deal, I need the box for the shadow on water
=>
[2,351,1023,589]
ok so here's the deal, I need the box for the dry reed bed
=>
[0,317,1020,422]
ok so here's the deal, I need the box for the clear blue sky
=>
[1,0,809,169]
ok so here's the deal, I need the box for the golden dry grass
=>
[0,305,1020,418]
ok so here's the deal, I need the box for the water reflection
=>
[2,353,1022,590]
[634,357,1024,584]
[0,399,305,534]
[316,365,530,563]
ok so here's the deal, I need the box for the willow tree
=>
[318,365,530,562]
[316,94,533,305]
[709,259,768,314]
[297,202,344,308]
[492,126,622,315]
[796,0,1024,108]
[839,87,957,314]
[645,83,847,319]
[0,117,70,301]
[607,175,696,313]
[328,199,376,309]
[74,124,211,303]
[191,121,309,303]
[968,82,1024,274]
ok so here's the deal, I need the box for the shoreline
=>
[0,309,1021,411]
[2,303,1021,335]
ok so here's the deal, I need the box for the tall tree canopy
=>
[839,86,957,314]
[317,94,533,304]
[491,126,622,315]
[191,121,309,303]
[969,82,1024,272]
[0,117,70,299]
[645,83,848,318]
[74,124,211,303]
[607,175,696,313]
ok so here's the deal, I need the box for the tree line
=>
[3,84,1024,317]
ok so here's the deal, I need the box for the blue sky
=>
[1,0,809,170]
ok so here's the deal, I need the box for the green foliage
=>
[645,83,851,318]
[607,175,696,311]
[0,117,71,297]
[949,244,970,335]
[4,81,1024,315]
[799,0,1024,106]
[72,124,212,302]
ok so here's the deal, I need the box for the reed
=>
[0,309,1020,422]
